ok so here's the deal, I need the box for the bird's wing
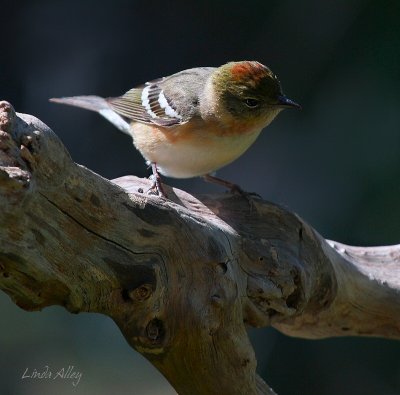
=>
[108,67,215,127]
[107,81,185,127]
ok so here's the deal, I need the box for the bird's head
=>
[211,61,300,130]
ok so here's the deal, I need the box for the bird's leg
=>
[202,174,262,200]
[202,174,244,194]
[147,162,167,198]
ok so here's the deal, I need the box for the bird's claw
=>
[202,174,261,201]
[230,185,262,200]
[147,174,167,198]
[228,185,262,211]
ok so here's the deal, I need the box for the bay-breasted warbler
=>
[51,61,300,197]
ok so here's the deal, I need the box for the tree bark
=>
[0,101,399,394]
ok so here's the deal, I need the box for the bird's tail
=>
[50,95,131,135]
[50,95,110,112]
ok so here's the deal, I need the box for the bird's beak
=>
[277,95,302,109]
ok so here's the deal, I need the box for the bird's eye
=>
[244,98,260,108]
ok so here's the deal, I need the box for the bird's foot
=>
[202,174,261,200]
[228,184,262,199]
[146,162,167,198]
[147,175,167,198]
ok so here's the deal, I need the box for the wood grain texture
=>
[0,101,399,394]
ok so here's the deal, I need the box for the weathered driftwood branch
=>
[0,101,399,395]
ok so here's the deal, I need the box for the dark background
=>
[1,1,400,394]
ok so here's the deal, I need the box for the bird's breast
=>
[128,121,263,178]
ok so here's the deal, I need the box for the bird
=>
[51,61,300,197]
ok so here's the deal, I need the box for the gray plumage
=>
[108,67,215,126]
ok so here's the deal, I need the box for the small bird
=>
[51,61,300,197]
